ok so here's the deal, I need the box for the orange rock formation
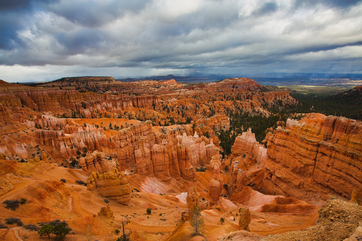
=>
[238,206,251,231]
[87,169,132,205]
[264,114,362,200]
[228,129,267,195]
[208,154,224,206]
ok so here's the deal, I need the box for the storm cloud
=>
[0,0,361,82]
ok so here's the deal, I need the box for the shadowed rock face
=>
[263,113,362,200]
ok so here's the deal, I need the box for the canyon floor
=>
[0,159,321,241]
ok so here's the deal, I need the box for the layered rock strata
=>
[228,129,267,195]
[35,119,217,182]
[87,169,132,205]
[79,151,116,173]
[264,114,362,200]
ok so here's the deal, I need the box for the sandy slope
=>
[0,159,320,241]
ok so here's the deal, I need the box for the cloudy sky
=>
[0,0,362,82]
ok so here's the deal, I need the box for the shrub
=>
[53,222,71,240]
[146,208,151,215]
[220,218,225,224]
[76,180,87,186]
[24,224,40,231]
[60,179,66,183]
[104,199,110,204]
[20,198,27,204]
[115,229,120,235]
[195,166,207,172]
[38,220,71,240]
[5,217,21,225]
[159,213,162,216]
[16,220,23,226]
[3,199,20,210]
[69,158,79,168]
[0,223,8,229]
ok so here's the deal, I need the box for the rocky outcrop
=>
[35,119,216,182]
[227,129,267,196]
[350,188,362,205]
[134,138,153,175]
[195,115,230,130]
[79,151,116,173]
[182,186,209,221]
[264,199,362,241]
[98,204,114,219]
[186,186,201,211]
[151,143,172,181]
[264,114,362,200]
[238,206,251,231]
[208,154,223,206]
[230,129,267,163]
[87,169,131,205]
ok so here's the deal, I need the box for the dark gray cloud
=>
[56,29,106,54]
[45,0,149,27]
[0,0,30,11]
[294,0,362,9]
[254,2,278,16]
[0,0,362,82]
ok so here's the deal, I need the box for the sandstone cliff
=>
[264,114,362,200]
[228,129,267,195]
[34,119,217,182]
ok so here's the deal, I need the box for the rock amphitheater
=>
[0,77,361,240]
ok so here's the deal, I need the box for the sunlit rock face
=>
[208,153,223,206]
[195,115,230,130]
[79,150,116,173]
[264,113,362,200]
[227,129,267,196]
[87,169,132,205]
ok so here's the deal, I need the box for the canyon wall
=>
[228,129,267,195]
[264,114,362,200]
[35,120,218,182]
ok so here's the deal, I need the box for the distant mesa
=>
[42,76,117,85]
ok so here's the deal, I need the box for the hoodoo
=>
[0,77,361,240]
